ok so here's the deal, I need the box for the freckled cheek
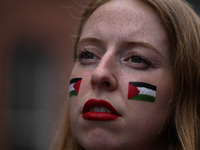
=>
[154,73,174,103]
[70,69,93,100]
[131,70,173,102]
[71,67,93,79]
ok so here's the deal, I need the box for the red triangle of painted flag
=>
[73,79,82,94]
[128,83,140,99]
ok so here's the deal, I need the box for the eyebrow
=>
[77,37,164,58]
[77,37,103,48]
[124,41,164,58]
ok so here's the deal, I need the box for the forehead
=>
[80,0,169,50]
[90,0,157,25]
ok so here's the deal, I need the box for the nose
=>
[90,52,117,91]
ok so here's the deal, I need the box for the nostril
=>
[101,81,110,87]
[91,73,116,90]
[105,81,110,87]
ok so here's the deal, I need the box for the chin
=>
[75,130,168,150]
[75,129,124,150]
[78,140,121,150]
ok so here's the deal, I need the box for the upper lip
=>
[82,99,121,116]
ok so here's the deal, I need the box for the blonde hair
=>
[53,0,200,149]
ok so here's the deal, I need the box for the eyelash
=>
[76,48,152,69]
[128,53,151,65]
[76,48,94,59]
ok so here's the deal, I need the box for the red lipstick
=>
[82,99,121,121]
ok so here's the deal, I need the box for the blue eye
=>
[76,49,95,59]
[130,55,148,64]
[76,48,100,65]
[84,53,94,59]
[131,56,142,63]
[124,53,151,70]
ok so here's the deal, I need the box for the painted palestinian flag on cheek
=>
[128,82,157,103]
[69,78,82,98]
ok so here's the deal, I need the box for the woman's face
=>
[70,0,173,149]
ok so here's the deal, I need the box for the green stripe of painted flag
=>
[129,94,155,103]
[69,90,77,98]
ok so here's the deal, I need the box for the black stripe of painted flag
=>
[128,82,157,103]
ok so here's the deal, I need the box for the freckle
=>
[80,93,84,97]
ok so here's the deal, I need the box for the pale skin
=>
[70,0,174,150]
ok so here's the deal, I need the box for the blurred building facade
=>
[0,0,90,149]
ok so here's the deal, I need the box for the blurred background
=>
[0,0,199,150]
[0,0,91,149]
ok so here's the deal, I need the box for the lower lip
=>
[82,111,119,121]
